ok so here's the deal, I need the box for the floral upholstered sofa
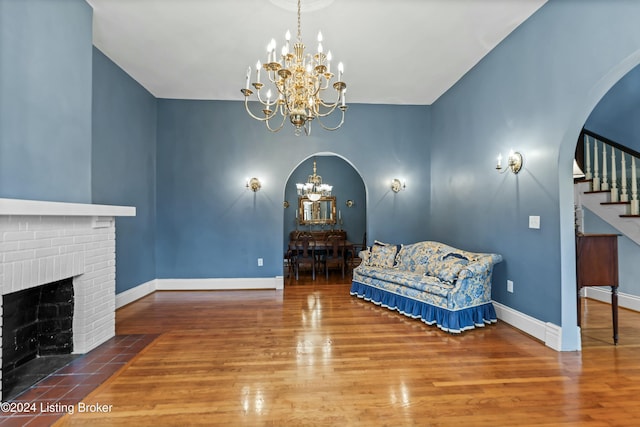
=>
[350,240,503,333]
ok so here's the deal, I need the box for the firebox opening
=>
[2,278,77,400]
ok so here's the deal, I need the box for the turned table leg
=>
[612,285,619,345]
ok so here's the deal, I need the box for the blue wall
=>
[155,100,430,279]
[428,0,640,347]
[585,64,640,153]
[283,155,366,251]
[0,0,92,203]
[91,48,158,294]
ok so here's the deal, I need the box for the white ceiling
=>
[86,0,547,105]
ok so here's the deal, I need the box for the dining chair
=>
[323,235,346,279]
[294,235,316,280]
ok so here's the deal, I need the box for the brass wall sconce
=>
[496,151,523,174]
[345,199,354,208]
[246,177,262,192]
[391,178,406,193]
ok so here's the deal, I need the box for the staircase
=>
[574,130,640,246]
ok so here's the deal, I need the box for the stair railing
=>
[580,129,640,215]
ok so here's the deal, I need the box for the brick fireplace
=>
[0,198,135,400]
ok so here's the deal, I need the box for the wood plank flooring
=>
[54,273,640,426]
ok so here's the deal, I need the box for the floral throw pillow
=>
[369,242,398,268]
[427,252,469,283]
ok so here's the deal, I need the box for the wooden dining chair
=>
[293,235,316,280]
[323,236,346,279]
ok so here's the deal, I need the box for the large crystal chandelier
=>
[241,0,347,136]
[296,160,332,201]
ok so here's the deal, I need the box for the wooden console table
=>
[575,233,619,345]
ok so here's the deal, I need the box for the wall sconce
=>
[246,177,262,192]
[345,199,354,208]
[391,178,406,193]
[496,151,523,174]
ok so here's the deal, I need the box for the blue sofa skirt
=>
[350,281,497,333]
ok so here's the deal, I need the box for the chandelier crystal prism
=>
[296,160,332,202]
[241,0,347,136]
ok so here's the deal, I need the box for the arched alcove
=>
[282,154,366,278]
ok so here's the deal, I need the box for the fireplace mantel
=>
[0,198,135,217]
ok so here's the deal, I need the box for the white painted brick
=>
[38,258,46,284]
[75,252,85,272]
[3,249,35,263]
[21,260,31,288]
[36,217,66,230]
[34,229,60,239]
[60,254,69,279]
[72,217,93,227]
[54,256,61,278]
[0,241,20,253]
[86,248,108,261]
[20,216,40,230]
[0,217,18,231]
[68,254,80,276]
[64,244,87,255]
[20,238,53,250]
[11,263,22,293]
[91,233,110,242]
[35,247,59,258]
[3,231,35,242]
[30,260,39,286]
[73,235,93,244]
[45,257,54,283]
[86,254,111,267]
[2,264,12,292]
[98,240,115,250]
[51,236,74,247]
[85,241,101,251]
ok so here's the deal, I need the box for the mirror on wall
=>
[298,196,337,225]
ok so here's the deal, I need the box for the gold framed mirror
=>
[298,196,337,225]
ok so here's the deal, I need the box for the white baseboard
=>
[583,287,640,312]
[156,277,284,291]
[493,289,640,351]
[115,276,284,309]
[492,301,563,351]
[115,279,157,309]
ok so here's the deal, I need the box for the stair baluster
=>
[585,134,592,180]
[601,143,609,191]
[632,157,639,215]
[620,151,629,202]
[577,130,640,246]
[593,139,601,191]
[610,148,618,202]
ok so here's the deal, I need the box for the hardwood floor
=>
[53,272,640,426]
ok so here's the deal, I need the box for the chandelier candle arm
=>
[240,0,347,136]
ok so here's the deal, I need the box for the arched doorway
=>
[571,64,640,346]
[282,154,366,281]
[558,52,640,351]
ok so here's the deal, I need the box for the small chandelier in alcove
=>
[240,0,347,136]
[296,159,332,201]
